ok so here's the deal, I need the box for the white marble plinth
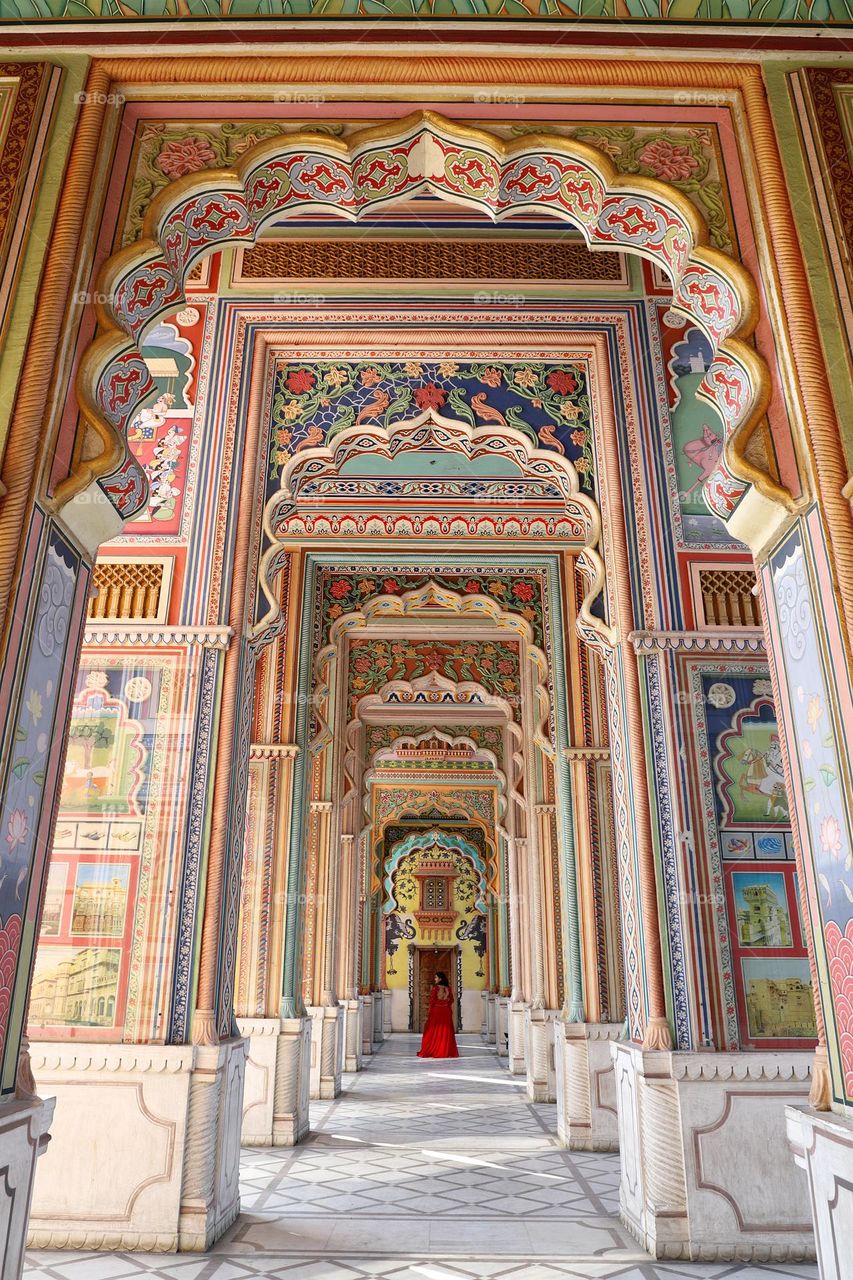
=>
[307,1005,344,1100]
[0,1094,54,1277]
[525,1007,559,1102]
[360,994,374,1057]
[555,1021,622,1150]
[461,989,483,1033]
[611,1041,815,1262]
[342,998,363,1073]
[30,1036,247,1252]
[484,993,496,1043]
[787,1103,853,1280]
[508,1001,528,1075]
[381,990,392,1037]
[372,992,384,1043]
[236,1016,310,1147]
[496,997,510,1058]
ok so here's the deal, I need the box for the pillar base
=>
[787,1103,853,1280]
[381,990,392,1038]
[555,1021,622,1150]
[29,1036,247,1252]
[342,998,363,1073]
[0,1094,54,1277]
[236,1016,310,1146]
[360,994,374,1057]
[525,1007,559,1102]
[611,1041,815,1262]
[372,991,384,1044]
[496,997,510,1058]
[508,1000,528,1075]
[307,1004,344,1100]
[484,993,496,1043]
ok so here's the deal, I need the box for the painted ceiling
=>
[1,0,847,20]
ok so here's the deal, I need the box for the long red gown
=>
[417,984,459,1058]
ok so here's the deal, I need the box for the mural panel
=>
[29,655,185,1042]
[269,358,593,491]
[765,520,853,1103]
[703,672,816,1050]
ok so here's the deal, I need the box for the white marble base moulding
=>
[525,1007,560,1103]
[612,1041,815,1262]
[496,996,510,1058]
[341,998,363,1073]
[372,990,384,1043]
[0,1094,54,1279]
[29,1037,247,1253]
[555,1021,622,1151]
[483,992,496,1043]
[508,1000,528,1075]
[306,1004,344,1100]
[236,1016,310,1147]
[787,1103,853,1280]
[360,993,374,1057]
[381,989,392,1037]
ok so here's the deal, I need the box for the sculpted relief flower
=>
[156,135,217,179]
[638,138,700,182]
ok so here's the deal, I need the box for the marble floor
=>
[25,1034,818,1280]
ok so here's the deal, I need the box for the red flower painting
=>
[826,918,853,1098]
[512,581,535,603]
[0,914,22,1057]
[330,579,351,599]
[546,370,578,396]
[414,384,447,411]
[285,369,316,394]
[382,579,402,594]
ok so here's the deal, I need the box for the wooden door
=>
[415,947,457,1031]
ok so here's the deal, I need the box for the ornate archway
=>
[63,110,783,542]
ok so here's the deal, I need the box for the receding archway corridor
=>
[25,1037,819,1280]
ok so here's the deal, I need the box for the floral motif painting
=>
[347,638,520,717]
[320,569,544,648]
[269,359,592,487]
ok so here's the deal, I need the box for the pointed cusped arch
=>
[382,827,489,917]
[66,110,782,531]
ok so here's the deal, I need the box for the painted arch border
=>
[65,109,785,531]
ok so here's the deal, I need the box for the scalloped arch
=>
[66,110,781,530]
[382,826,488,916]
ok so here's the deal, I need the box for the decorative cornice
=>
[30,1045,196,1073]
[628,629,764,655]
[83,623,233,649]
[563,746,611,762]
[670,1054,812,1084]
[249,743,299,760]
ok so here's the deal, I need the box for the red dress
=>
[417,985,459,1058]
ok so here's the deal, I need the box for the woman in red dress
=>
[417,971,459,1058]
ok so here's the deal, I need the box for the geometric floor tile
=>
[24,1034,819,1280]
